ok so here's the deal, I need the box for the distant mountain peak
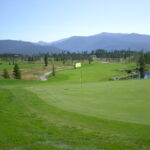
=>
[101,32,112,34]
[47,32,150,52]
[1,32,150,54]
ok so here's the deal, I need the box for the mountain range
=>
[0,32,150,55]
[48,32,150,52]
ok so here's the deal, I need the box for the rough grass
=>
[0,63,72,80]
[0,63,150,150]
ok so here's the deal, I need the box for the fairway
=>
[0,63,150,150]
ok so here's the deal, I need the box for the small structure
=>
[90,55,97,60]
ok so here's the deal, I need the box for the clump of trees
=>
[136,51,150,78]
[144,52,150,64]
[136,51,150,69]
[92,49,135,59]
[1,64,21,80]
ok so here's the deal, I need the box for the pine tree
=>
[13,64,21,79]
[52,63,55,76]
[44,55,48,66]
[2,69,10,79]
[138,52,145,78]
[139,53,145,70]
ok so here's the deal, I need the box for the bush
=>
[2,69,10,79]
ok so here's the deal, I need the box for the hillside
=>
[0,40,62,55]
[48,32,150,52]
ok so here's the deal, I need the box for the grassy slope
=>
[0,63,150,150]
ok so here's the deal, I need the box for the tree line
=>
[1,50,150,64]
[1,50,150,80]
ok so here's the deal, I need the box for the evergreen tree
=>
[52,63,55,76]
[13,64,21,79]
[138,52,145,78]
[44,55,48,66]
[139,53,145,70]
[2,69,10,79]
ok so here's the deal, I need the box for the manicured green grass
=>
[0,63,150,150]
[47,63,135,83]
[28,79,150,125]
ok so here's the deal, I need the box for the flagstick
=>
[75,62,82,88]
[80,67,82,88]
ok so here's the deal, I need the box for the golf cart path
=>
[40,68,72,81]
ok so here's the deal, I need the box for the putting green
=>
[27,79,150,125]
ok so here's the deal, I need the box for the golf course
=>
[0,62,150,150]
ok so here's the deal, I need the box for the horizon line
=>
[0,32,150,43]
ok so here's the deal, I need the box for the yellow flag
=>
[75,62,81,68]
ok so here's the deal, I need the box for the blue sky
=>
[0,0,150,42]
